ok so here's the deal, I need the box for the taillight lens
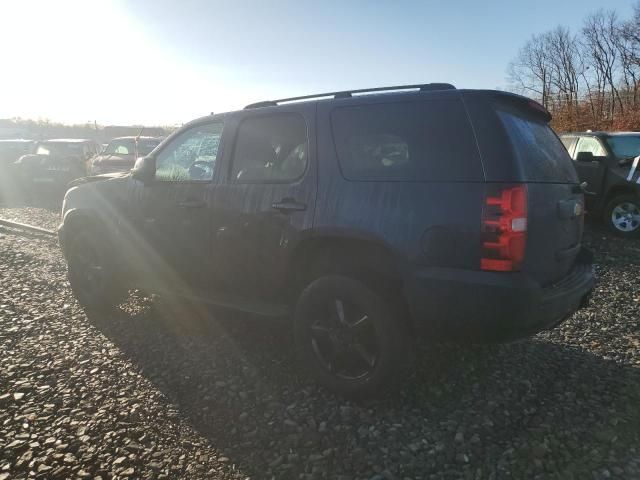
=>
[481,184,527,272]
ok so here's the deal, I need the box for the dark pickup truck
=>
[560,132,640,237]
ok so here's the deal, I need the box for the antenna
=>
[135,126,144,158]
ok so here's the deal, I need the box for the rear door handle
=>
[177,199,206,208]
[271,198,307,212]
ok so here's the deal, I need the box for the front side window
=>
[574,136,607,159]
[331,99,482,181]
[231,114,308,183]
[155,123,223,182]
[605,135,640,160]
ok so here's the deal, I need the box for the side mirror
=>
[576,151,597,162]
[131,154,156,183]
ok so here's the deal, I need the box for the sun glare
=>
[0,0,247,126]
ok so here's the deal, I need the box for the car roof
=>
[43,138,94,143]
[109,136,161,141]
[561,131,640,137]
[183,87,539,127]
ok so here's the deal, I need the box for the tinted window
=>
[231,114,308,183]
[331,99,482,181]
[105,138,161,156]
[497,109,578,183]
[605,135,640,159]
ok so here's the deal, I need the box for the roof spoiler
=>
[493,91,552,122]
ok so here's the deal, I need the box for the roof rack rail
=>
[244,83,456,109]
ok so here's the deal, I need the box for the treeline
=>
[508,3,640,132]
[2,117,173,143]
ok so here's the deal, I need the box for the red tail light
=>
[481,184,527,272]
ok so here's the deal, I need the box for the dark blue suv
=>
[58,84,595,397]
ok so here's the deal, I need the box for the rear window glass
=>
[497,108,578,183]
[331,99,482,181]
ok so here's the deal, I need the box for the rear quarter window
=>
[331,98,482,181]
[497,107,578,183]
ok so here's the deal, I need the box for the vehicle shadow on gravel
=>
[84,295,640,479]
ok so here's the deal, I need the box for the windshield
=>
[104,138,160,156]
[36,143,83,156]
[606,135,640,159]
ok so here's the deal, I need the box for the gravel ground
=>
[1,206,639,480]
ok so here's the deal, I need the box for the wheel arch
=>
[603,185,640,206]
[59,209,106,255]
[287,233,412,329]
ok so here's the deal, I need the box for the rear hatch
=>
[466,92,584,285]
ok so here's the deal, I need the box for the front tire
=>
[294,275,409,398]
[65,228,128,311]
[604,195,640,237]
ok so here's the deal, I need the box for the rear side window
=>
[231,114,308,183]
[497,108,578,183]
[331,99,482,181]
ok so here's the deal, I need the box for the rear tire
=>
[294,275,409,399]
[65,228,128,311]
[604,194,640,237]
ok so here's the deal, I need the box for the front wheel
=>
[604,195,640,237]
[294,275,410,398]
[65,228,128,310]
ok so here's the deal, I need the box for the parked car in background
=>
[89,136,162,175]
[0,139,38,204]
[0,139,37,174]
[14,139,100,194]
[560,132,640,237]
[59,84,594,397]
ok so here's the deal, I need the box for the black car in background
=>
[89,136,162,175]
[58,84,595,397]
[560,132,640,237]
[0,139,38,204]
[15,139,100,194]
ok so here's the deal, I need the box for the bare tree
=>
[622,1,640,46]
[582,10,624,115]
[508,33,554,107]
[547,27,583,119]
[617,1,640,105]
[506,4,640,131]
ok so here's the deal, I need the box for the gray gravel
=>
[1,207,639,480]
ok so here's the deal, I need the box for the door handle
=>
[177,199,206,208]
[572,182,588,194]
[271,198,307,213]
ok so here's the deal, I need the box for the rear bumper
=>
[404,249,595,342]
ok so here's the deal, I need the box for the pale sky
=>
[0,0,634,126]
